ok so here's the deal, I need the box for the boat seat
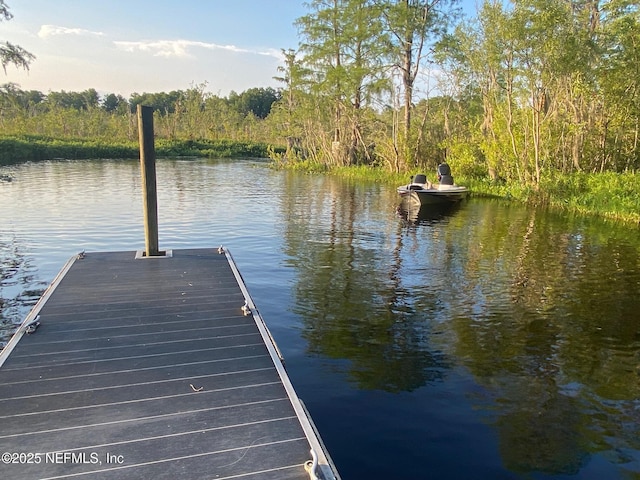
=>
[439,174,454,185]
[437,163,454,185]
[413,174,427,184]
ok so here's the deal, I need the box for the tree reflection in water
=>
[282,179,640,477]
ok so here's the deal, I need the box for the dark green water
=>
[1,159,639,479]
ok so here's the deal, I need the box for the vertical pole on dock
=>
[137,105,160,257]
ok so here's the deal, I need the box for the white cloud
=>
[113,39,281,59]
[38,25,105,38]
[10,23,284,97]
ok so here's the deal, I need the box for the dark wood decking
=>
[0,248,337,480]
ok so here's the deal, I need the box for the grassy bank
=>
[459,172,640,225]
[0,135,279,165]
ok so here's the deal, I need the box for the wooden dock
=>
[0,248,338,480]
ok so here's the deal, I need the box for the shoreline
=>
[2,135,638,226]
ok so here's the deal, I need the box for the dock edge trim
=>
[223,248,340,480]
[0,254,77,368]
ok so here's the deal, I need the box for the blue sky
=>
[3,0,474,98]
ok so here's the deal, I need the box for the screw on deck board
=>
[137,105,160,257]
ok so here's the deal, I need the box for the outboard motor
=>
[437,163,454,185]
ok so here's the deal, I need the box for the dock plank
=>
[0,248,337,480]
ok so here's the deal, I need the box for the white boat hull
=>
[397,184,469,206]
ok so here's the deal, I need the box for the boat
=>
[397,181,469,205]
[397,164,469,206]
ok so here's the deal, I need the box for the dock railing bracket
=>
[134,249,173,259]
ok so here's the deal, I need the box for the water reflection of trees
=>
[281,177,640,476]
[448,202,640,475]
[282,175,451,392]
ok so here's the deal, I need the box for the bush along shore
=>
[0,135,280,165]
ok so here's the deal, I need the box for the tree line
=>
[280,0,639,185]
[0,83,281,143]
[441,0,640,185]
[2,0,639,189]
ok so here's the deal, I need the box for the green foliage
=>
[438,0,640,182]
[296,0,394,166]
[102,93,128,114]
[0,135,137,164]
[538,172,640,223]
[445,141,488,178]
[129,91,185,115]
[455,170,640,224]
[328,164,407,184]
[47,89,100,110]
[268,154,328,173]
[227,87,280,119]
[156,139,270,159]
[0,135,272,165]
[0,1,35,73]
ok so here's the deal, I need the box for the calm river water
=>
[1,159,640,479]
